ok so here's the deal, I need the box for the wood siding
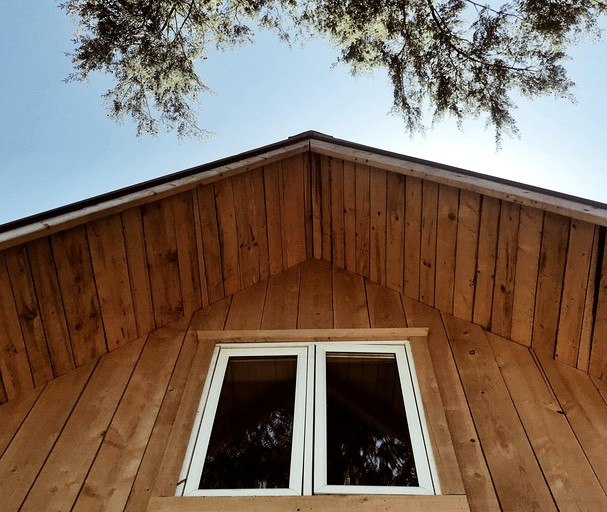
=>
[0,155,311,403]
[1,260,606,512]
[1,148,607,404]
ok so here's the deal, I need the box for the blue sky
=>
[1,2,606,226]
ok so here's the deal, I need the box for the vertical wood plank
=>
[280,154,307,267]
[51,225,107,366]
[232,169,269,289]
[141,198,183,326]
[332,266,369,328]
[303,152,314,260]
[355,164,370,278]
[404,176,422,300]
[224,279,268,330]
[4,246,53,386]
[214,178,240,296]
[191,188,210,307]
[434,185,459,314]
[297,259,333,329]
[510,205,544,346]
[589,235,607,381]
[311,154,323,260]
[365,280,406,328]
[261,265,301,330]
[87,214,138,349]
[121,207,156,337]
[172,191,203,315]
[320,156,332,262]
[532,212,570,357]
[490,201,520,338]
[453,190,480,321]
[577,226,600,371]
[0,251,34,398]
[472,196,500,329]
[263,162,284,276]
[369,168,387,285]
[555,219,595,366]
[330,158,345,268]
[420,181,438,307]
[343,160,357,273]
[198,184,225,303]
[385,172,405,294]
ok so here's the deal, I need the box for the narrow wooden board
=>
[4,245,53,386]
[385,172,405,293]
[472,196,500,329]
[121,206,156,337]
[197,184,225,303]
[149,299,232,499]
[578,226,600,371]
[191,189,210,307]
[141,198,183,326]
[442,314,557,511]
[420,181,438,307]
[409,336,465,495]
[330,157,345,268]
[320,156,332,261]
[488,332,607,510]
[590,234,607,381]
[555,219,595,366]
[261,265,301,329]
[20,336,146,512]
[343,160,357,273]
[332,265,370,328]
[365,280,406,328]
[171,191,203,315]
[369,167,387,285]
[532,212,570,357]
[87,213,138,349]
[510,205,543,346]
[280,154,307,267]
[403,297,500,511]
[0,361,94,512]
[232,170,269,289]
[147,495,471,512]
[51,225,107,367]
[303,152,313,260]
[452,190,480,321]
[72,318,188,512]
[297,259,333,329]
[214,178,241,296]
[355,163,371,278]
[224,279,268,330]
[434,185,459,314]
[311,154,322,259]
[538,353,607,492]
[263,162,284,276]
[0,386,43,457]
[404,176,422,300]
[490,201,520,338]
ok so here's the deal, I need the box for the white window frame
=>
[178,341,439,497]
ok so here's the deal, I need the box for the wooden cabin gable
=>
[1,133,607,405]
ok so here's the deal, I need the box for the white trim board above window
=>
[178,340,440,498]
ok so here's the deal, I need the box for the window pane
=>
[325,353,419,487]
[199,356,297,490]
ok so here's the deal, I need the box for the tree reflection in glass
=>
[326,353,418,487]
[199,356,297,490]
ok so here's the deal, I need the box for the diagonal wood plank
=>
[261,264,301,329]
[0,386,44,457]
[332,265,369,328]
[297,259,333,329]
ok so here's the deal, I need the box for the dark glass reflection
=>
[199,356,297,490]
[326,352,418,486]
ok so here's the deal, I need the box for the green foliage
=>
[62,0,606,143]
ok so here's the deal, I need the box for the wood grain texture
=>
[280,155,307,267]
[366,280,406,328]
[343,160,357,273]
[0,386,43,457]
[404,176,422,300]
[355,164,371,278]
[435,185,459,314]
[369,167,387,285]
[385,172,405,293]
[330,157,345,268]
[214,178,240,296]
[261,264,301,329]
[263,162,284,276]
[320,156,332,261]
[420,181,438,307]
[297,258,333,329]
[197,184,225,303]
[590,235,607,381]
[332,265,369,328]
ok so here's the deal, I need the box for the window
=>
[178,341,439,497]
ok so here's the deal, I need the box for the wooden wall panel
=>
[330,158,345,268]
[420,181,438,307]
[590,234,607,381]
[369,168,387,285]
[385,173,405,293]
[263,162,284,276]
[435,185,459,314]
[280,154,307,267]
[355,164,371,278]
[197,184,224,303]
[51,226,106,367]
[343,160,357,273]
[404,176,422,299]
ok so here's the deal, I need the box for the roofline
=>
[2,130,607,246]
